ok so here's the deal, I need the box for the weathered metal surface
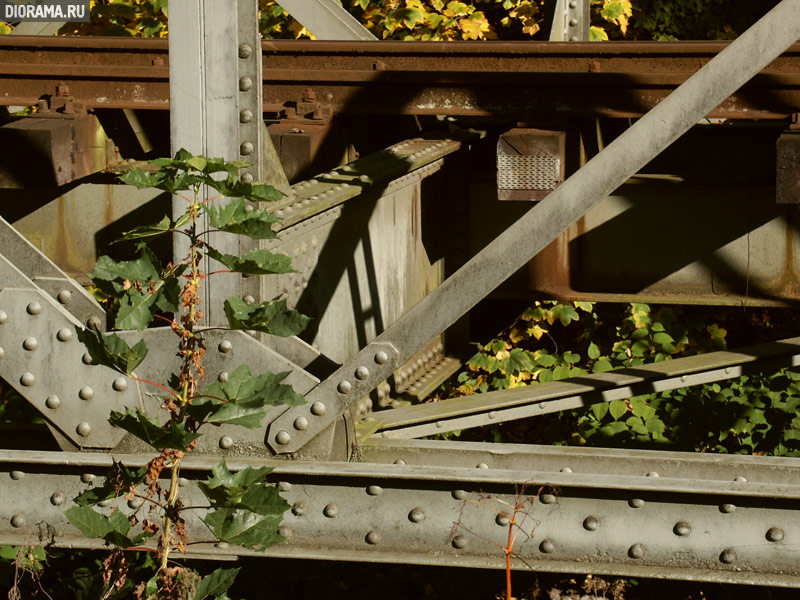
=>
[276,0,377,41]
[776,117,800,205]
[549,0,590,41]
[2,37,800,118]
[497,128,565,201]
[266,0,800,454]
[371,337,800,438]
[2,448,800,586]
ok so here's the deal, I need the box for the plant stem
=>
[159,457,181,572]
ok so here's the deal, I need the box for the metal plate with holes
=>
[0,288,141,448]
[497,129,565,201]
[1,449,800,586]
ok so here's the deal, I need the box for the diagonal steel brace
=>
[266,0,800,454]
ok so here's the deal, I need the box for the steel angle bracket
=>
[2,448,800,586]
[0,286,141,449]
[115,328,319,456]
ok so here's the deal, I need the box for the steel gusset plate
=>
[1,449,800,587]
[0,288,142,449]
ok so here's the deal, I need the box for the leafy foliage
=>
[224,297,310,337]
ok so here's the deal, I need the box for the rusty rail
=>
[1,37,799,117]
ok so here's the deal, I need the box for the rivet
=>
[720,548,737,564]
[366,485,383,496]
[277,481,292,492]
[310,402,326,416]
[568,0,576,7]
[276,430,292,445]
[112,378,128,392]
[0,347,3,360]
[128,497,144,509]
[629,498,645,508]
[452,490,467,500]
[238,43,253,58]
[82,352,94,365]
[323,503,339,518]
[409,508,425,523]
[488,411,497,419]
[293,417,309,431]
[240,141,254,156]
[292,501,307,516]
[374,351,388,365]
[496,513,510,526]
[568,18,578,26]
[239,76,252,91]
[725,367,731,374]
[26,301,41,315]
[628,544,645,559]
[476,463,489,469]
[56,328,73,342]
[50,492,65,506]
[355,366,370,380]
[219,436,233,449]
[673,521,691,536]
[241,172,254,183]
[243,294,256,305]
[98,499,112,507]
[337,380,352,394]
[57,290,72,304]
[540,493,556,504]
[87,316,102,331]
[394,459,407,465]
[583,516,599,531]
[178,477,188,487]
[10,471,24,480]
[22,337,37,351]
[240,109,253,123]
[81,473,95,483]
[279,526,292,539]
[0,311,7,324]
[646,471,660,477]
[435,421,444,428]
[680,375,687,382]
[10,515,25,528]
[45,395,61,409]
[766,527,785,542]
[365,530,381,545]
[76,422,91,437]
[218,371,229,383]
[452,535,468,549]
[720,503,736,513]
[540,539,555,553]
[215,542,229,549]
[218,340,233,353]
[733,476,747,483]
[20,372,34,386]
[79,386,94,400]
[560,467,573,473]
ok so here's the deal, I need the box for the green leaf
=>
[590,402,609,420]
[73,461,148,507]
[563,351,581,364]
[599,421,627,435]
[90,249,161,297]
[194,567,241,600]
[587,342,601,360]
[503,348,532,373]
[553,304,579,326]
[609,400,628,420]
[206,246,294,275]
[224,297,309,337]
[76,328,148,375]
[109,408,200,451]
[118,213,191,242]
[197,460,277,510]
[65,506,134,548]
[203,508,286,551]
[535,352,557,367]
[205,198,281,240]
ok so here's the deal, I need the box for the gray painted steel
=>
[2,448,800,586]
[277,0,376,41]
[268,0,800,454]
[549,0,590,41]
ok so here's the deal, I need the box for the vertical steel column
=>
[549,0,590,41]
[169,1,286,324]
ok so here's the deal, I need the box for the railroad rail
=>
[1,37,800,118]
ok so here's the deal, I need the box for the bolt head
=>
[293,416,309,431]
[219,435,234,449]
[310,401,327,416]
[241,172,254,183]
[218,371,229,383]
[239,76,253,91]
[766,527,785,542]
[583,516,599,531]
[366,485,383,496]
[673,521,692,537]
[240,141,254,155]
[243,294,256,305]
[719,548,737,564]
[292,501,307,516]
[10,514,25,528]
[87,316,102,331]
[112,377,128,392]
[476,463,489,469]
[218,340,233,353]
[394,459,407,465]
[81,473,95,483]
[540,493,556,504]
[355,366,370,380]
[452,489,467,500]
[337,380,352,394]
[238,43,253,58]
[240,109,253,123]
[57,290,72,304]
[733,476,747,483]
[279,526,292,539]
[452,535,468,549]
[0,347,4,360]
[629,498,645,509]
[22,337,38,351]
[76,422,91,437]
[719,503,736,514]
[128,497,144,509]
[10,471,24,480]
[82,352,94,365]
[0,311,7,324]
[20,372,34,386]
[560,467,573,473]
[365,530,381,545]
[374,351,388,364]
[275,430,292,445]
[646,471,660,478]
[540,539,555,554]
[79,386,94,400]
[56,328,73,342]
[26,301,41,315]
[50,492,65,506]
[495,513,510,527]
[323,503,339,518]
[45,395,61,409]
[628,544,645,559]
[409,508,425,523]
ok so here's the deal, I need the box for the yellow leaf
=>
[528,324,547,340]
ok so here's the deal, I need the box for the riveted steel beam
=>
[266,0,800,455]
[2,448,800,586]
[549,0,590,41]
[372,337,800,439]
[276,0,376,41]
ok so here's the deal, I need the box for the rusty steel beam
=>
[1,37,800,118]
